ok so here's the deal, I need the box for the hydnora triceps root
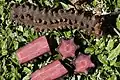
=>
[10,3,103,36]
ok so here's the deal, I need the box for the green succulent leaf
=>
[106,39,115,51]
[107,74,117,80]
[84,47,94,54]
[117,0,120,8]
[23,67,31,74]
[98,54,108,65]
[114,62,120,67]
[110,58,117,66]
[60,2,69,10]
[107,44,120,60]
[116,15,120,30]
[13,40,19,50]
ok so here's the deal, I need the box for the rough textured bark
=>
[10,3,103,36]
[16,36,50,64]
[31,60,68,80]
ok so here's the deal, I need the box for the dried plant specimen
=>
[16,36,50,64]
[10,3,103,36]
[74,54,95,74]
[57,38,78,59]
[31,60,68,80]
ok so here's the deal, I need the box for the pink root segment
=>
[57,38,78,59]
[74,54,95,74]
[16,36,50,64]
[31,60,68,80]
